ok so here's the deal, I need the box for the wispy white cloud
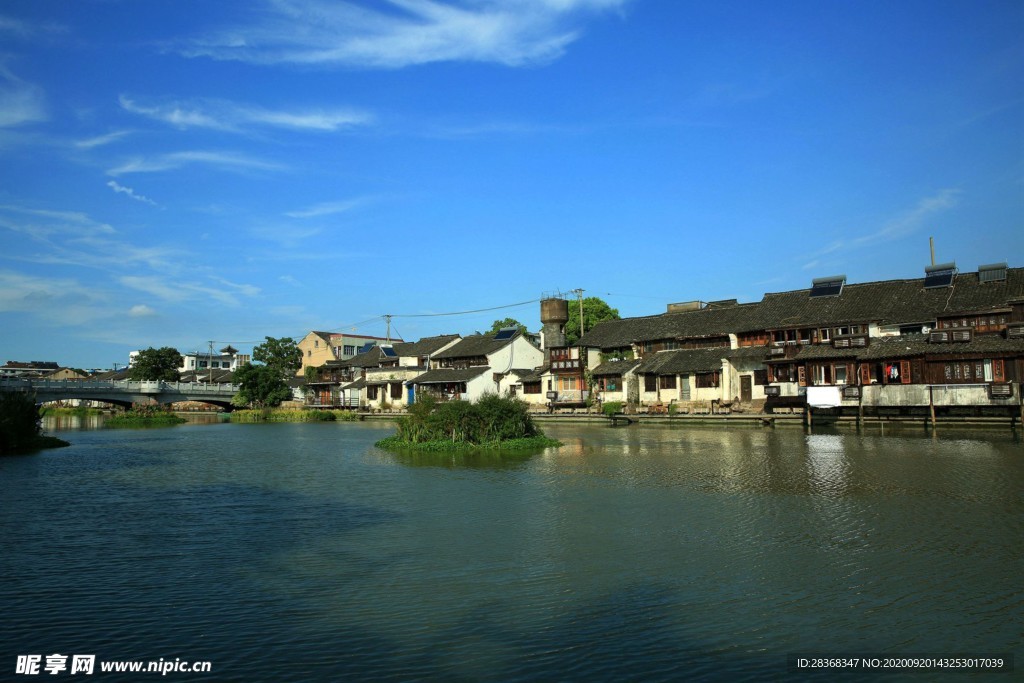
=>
[285,197,369,218]
[107,150,285,176]
[75,130,132,149]
[119,274,258,306]
[179,0,631,68]
[800,189,961,269]
[107,180,158,206]
[279,275,303,287]
[119,94,372,133]
[129,304,157,317]
[0,14,67,37]
[0,62,46,127]
[0,205,116,238]
[0,269,113,327]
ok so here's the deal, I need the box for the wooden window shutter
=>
[900,360,912,384]
[859,364,871,385]
[993,359,1005,383]
[797,366,806,387]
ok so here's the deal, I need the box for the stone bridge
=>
[0,377,240,410]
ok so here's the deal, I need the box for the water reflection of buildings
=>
[804,434,850,496]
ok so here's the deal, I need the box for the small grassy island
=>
[375,394,561,452]
[0,393,70,454]
[106,404,188,428]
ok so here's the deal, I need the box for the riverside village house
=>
[297,261,1023,420]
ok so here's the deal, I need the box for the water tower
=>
[540,297,569,358]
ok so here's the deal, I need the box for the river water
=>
[1,419,1020,681]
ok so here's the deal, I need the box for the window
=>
[695,371,720,388]
[344,345,356,356]
[753,369,768,385]
[860,364,872,385]
[391,382,403,400]
[524,383,541,394]
[798,329,812,344]
[834,364,847,385]
[315,339,319,348]
[771,365,796,383]
[367,386,379,400]
[819,328,831,342]
[659,375,676,390]
[558,376,579,391]
[885,360,912,384]
[600,376,620,391]
[644,375,657,392]
[198,361,208,368]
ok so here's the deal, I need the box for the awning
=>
[806,385,843,408]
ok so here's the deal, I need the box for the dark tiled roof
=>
[635,348,729,375]
[579,268,1024,349]
[393,334,461,358]
[590,359,641,376]
[859,333,1024,360]
[344,378,367,390]
[336,346,386,369]
[433,330,531,359]
[509,366,544,382]
[578,303,764,349]
[179,369,235,383]
[410,367,489,384]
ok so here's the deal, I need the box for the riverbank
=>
[357,410,1023,431]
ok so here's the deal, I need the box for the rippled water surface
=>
[2,420,1021,681]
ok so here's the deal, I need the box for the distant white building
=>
[129,346,250,375]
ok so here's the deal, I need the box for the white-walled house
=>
[409,330,543,403]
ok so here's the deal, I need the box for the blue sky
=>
[1,0,1021,369]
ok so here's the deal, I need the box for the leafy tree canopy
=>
[253,336,302,377]
[233,363,293,408]
[129,347,183,381]
[489,318,528,335]
[565,297,620,345]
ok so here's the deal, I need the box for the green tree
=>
[489,318,528,335]
[233,363,293,408]
[129,347,183,381]
[565,297,620,345]
[253,336,302,378]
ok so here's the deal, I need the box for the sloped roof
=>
[433,330,529,359]
[515,365,549,383]
[590,359,641,376]
[858,333,1024,360]
[578,303,765,349]
[393,334,461,358]
[336,346,387,369]
[579,268,1024,349]
[410,367,490,384]
[634,348,730,375]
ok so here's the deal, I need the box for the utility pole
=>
[385,315,392,343]
[208,341,214,383]
[573,288,585,336]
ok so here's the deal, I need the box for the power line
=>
[388,298,541,318]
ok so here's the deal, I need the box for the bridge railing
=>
[0,378,240,395]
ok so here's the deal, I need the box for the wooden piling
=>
[928,385,937,430]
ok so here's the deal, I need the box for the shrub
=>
[385,393,553,449]
[602,401,623,417]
